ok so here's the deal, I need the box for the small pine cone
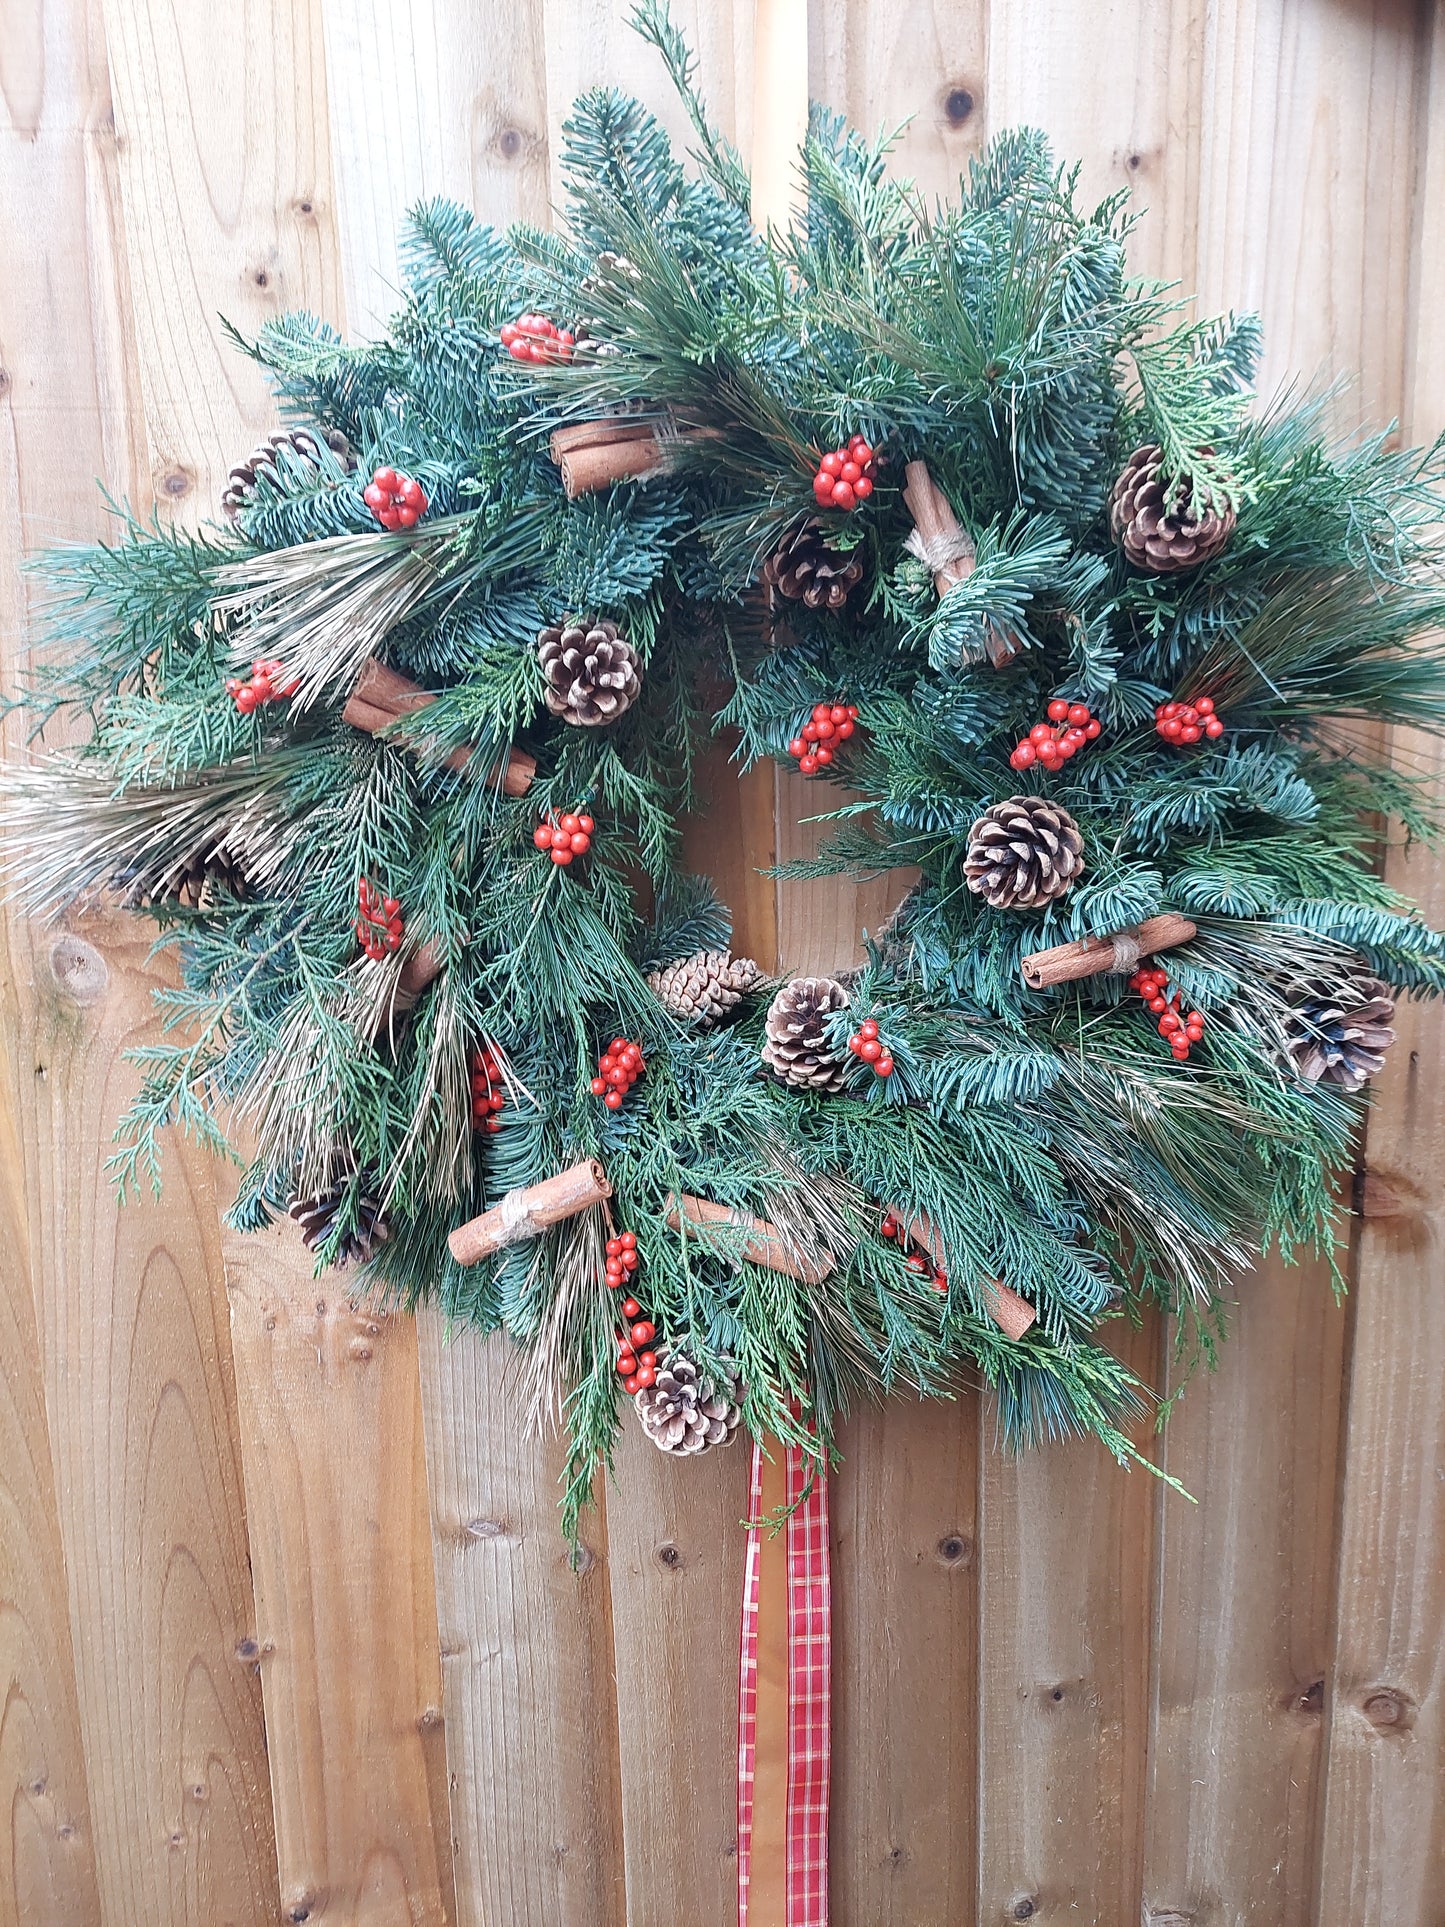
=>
[1108,444,1236,574]
[634,1348,742,1456]
[289,1177,391,1270]
[648,949,761,1028]
[221,427,355,519]
[124,846,249,912]
[761,976,849,1091]
[1285,970,1397,1093]
[536,618,641,726]
[964,795,1085,910]
[762,518,864,611]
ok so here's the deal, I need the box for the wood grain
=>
[416,1317,625,1927]
[228,1231,455,1927]
[2,2,278,1920]
[830,1391,979,1925]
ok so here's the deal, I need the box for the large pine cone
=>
[763,518,864,611]
[221,427,355,519]
[1285,970,1397,1093]
[537,618,641,726]
[289,1177,391,1269]
[761,976,850,1091]
[648,949,761,1028]
[634,1349,742,1456]
[964,796,1085,910]
[1108,444,1236,573]
[122,845,249,912]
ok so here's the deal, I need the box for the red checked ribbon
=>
[737,1435,831,1925]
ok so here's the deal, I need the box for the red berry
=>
[860,1019,879,1040]
[236,687,258,714]
[853,476,874,501]
[552,848,572,865]
[363,483,386,509]
[814,746,834,767]
[798,754,818,774]
[624,1373,642,1395]
[620,1231,636,1249]
[590,1077,606,1095]
[906,1254,929,1274]
[373,466,399,492]
[1047,699,1070,722]
[621,1297,641,1320]
[1067,703,1090,727]
[831,481,856,509]
[859,1038,883,1062]
[835,718,855,740]
[1159,1013,1181,1035]
[399,477,425,508]
[578,814,595,834]
[1147,995,1168,1014]
[789,737,807,757]
[639,1351,656,1372]
[622,1251,639,1272]
[604,1089,623,1108]
[634,1366,656,1391]
[1085,719,1102,739]
[1029,723,1053,745]
[1205,718,1225,738]
[876,1055,894,1076]
[1180,724,1202,743]
[630,1321,655,1347]
[820,452,842,476]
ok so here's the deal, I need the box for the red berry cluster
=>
[788,701,859,776]
[609,1233,657,1394]
[812,434,877,511]
[499,313,575,364]
[532,808,595,866]
[469,1043,506,1134]
[1155,696,1225,745]
[226,656,300,715]
[1127,963,1207,1062]
[363,466,427,530]
[355,878,404,960]
[1009,698,1102,772]
[879,1211,947,1292]
[591,1037,645,1110]
[847,1017,894,1078]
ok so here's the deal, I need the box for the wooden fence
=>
[2,1,1443,1922]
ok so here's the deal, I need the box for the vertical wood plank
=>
[1314,8,1445,1916]
[417,1319,626,1927]
[830,1393,979,1926]
[2,1,280,1920]
[604,1426,751,1927]
[228,1233,455,1926]
[976,1316,1160,1923]
[1133,8,1428,1920]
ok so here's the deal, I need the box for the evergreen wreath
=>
[13,5,1445,1532]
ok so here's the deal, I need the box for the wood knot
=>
[417,1706,442,1731]
[1008,1896,1038,1921]
[944,85,976,126]
[347,1339,373,1362]
[168,1830,186,1850]
[234,1637,260,1661]
[49,934,108,1004]
[158,466,193,498]
[567,1541,596,1577]
[283,1889,318,1923]
[1292,1677,1325,1716]
[295,197,315,216]
[935,1533,973,1567]
[655,1541,685,1571]
[495,126,525,161]
[464,1517,507,1540]
[1356,1167,1423,1219]
[1360,1686,1416,1733]
[0,368,11,397]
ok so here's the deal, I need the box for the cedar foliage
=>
[13,4,1445,1529]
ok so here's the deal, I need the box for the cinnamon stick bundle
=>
[548,417,716,499]
[902,460,1016,668]
[905,1211,1037,1340]
[1020,913,1197,990]
[448,1159,611,1267]
[666,1192,835,1288]
[343,658,536,796]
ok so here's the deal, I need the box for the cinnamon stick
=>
[343,658,536,795]
[901,459,1016,667]
[1020,913,1197,991]
[448,1159,611,1267]
[391,940,444,1016]
[666,1192,835,1288]
[548,418,718,499]
[904,1211,1037,1340]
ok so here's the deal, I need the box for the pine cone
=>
[761,976,849,1091]
[634,1349,742,1456]
[221,427,355,520]
[1285,970,1397,1093]
[536,618,641,726]
[762,519,864,611]
[122,846,249,912]
[964,795,1085,910]
[1108,444,1236,573]
[648,949,761,1028]
[289,1177,391,1269]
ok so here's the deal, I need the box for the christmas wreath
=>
[14,7,1445,1535]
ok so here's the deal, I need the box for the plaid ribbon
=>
[737,1436,831,1925]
